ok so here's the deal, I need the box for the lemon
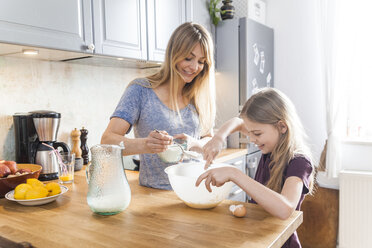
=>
[24,186,48,200]
[26,178,45,188]
[46,182,61,196]
[14,183,32,200]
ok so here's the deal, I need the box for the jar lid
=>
[30,110,61,118]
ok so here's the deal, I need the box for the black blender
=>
[13,110,70,181]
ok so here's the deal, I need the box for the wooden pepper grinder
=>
[71,128,83,171]
[71,128,82,158]
[80,127,89,165]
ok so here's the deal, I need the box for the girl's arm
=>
[196,167,303,220]
[203,117,247,168]
[101,117,172,155]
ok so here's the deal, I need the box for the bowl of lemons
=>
[5,178,68,206]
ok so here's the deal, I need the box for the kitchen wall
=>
[265,0,327,167]
[0,56,158,160]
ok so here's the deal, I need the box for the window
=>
[334,1,372,141]
[319,0,372,177]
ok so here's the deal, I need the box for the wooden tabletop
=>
[0,150,302,248]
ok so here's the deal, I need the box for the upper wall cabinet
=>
[0,0,194,62]
[0,0,94,54]
[147,0,191,62]
[92,0,148,60]
[93,0,191,62]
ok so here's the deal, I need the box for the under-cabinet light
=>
[22,49,39,55]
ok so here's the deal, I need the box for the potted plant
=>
[209,0,226,26]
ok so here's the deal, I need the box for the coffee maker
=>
[13,110,70,181]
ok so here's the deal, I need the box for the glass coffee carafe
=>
[86,143,131,215]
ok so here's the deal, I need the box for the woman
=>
[101,22,216,190]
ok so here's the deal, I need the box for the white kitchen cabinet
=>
[225,155,247,202]
[93,0,191,62]
[0,0,94,54]
[0,0,200,62]
[147,0,191,62]
[246,150,261,201]
[92,0,148,60]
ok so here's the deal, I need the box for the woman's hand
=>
[195,167,238,192]
[145,130,173,153]
[173,133,202,153]
[202,135,225,169]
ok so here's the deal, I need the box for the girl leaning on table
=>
[101,22,216,190]
[196,88,315,248]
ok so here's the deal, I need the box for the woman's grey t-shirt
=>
[111,78,200,190]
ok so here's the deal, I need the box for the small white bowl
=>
[158,144,184,163]
[5,185,68,206]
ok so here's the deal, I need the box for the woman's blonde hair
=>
[240,88,315,194]
[147,22,216,136]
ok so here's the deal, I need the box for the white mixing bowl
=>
[164,162,234,209]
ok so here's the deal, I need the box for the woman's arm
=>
[101,117,172,155]
[196,167,303,220]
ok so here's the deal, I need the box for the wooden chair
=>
[297,141,339,248]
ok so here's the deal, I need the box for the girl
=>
[101,22,216,190]
[196,88,314,248]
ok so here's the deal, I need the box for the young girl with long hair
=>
[196,88,314,248]
[101,22,216,190]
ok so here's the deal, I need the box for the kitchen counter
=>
[0,150,302,248]
[214,148,248,163]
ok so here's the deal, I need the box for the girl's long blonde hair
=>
[240,88,315,194]
[146,22,216,136]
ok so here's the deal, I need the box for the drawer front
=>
[228,185,245,202]
[246,151,262,200]
[246,151,261,179]
[225,155,247,202]
[225,156,246,174]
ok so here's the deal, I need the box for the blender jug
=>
[86,144,131,215]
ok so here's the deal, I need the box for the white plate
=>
[5,185,68,206]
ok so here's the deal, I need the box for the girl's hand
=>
[195,167,236,192]
[145,130,173,153]
[202,135,225,169]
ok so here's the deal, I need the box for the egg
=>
[229,204,247,218]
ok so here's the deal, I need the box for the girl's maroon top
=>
[249,153,313,248]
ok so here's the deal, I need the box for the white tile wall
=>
[233,0,248,18]
[0,56,159,160]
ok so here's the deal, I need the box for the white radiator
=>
[339,170,372,248]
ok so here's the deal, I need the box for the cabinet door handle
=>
[229,188,243,197]
[233,160,243,166]
[86,44,95,51]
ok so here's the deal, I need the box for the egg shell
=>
[232,205,246,218]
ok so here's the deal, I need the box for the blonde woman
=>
[101,22,216,190]
[196,88,315,248]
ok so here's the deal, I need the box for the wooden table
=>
[0,150,302,248]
